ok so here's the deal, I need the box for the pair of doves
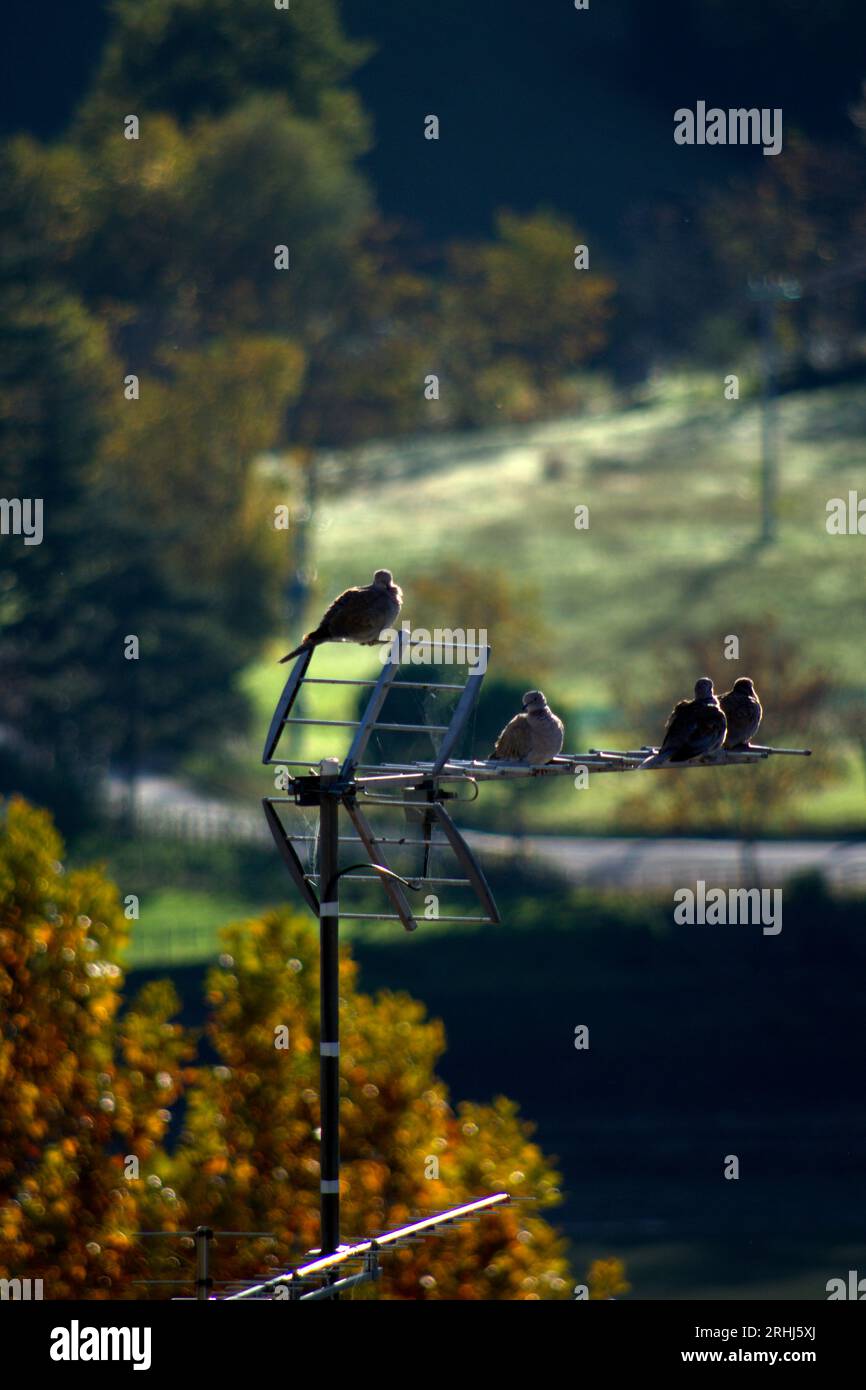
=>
[640,677,762,766]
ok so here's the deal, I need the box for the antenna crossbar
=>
[221,1192,510,1300]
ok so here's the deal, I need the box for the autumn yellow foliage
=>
[1,798,622,1299]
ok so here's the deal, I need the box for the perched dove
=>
[280,569,403,662]
[719,677,763,749]
[640,677,727,768]
[489,691,564,765]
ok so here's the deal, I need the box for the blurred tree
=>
[0,277,301,793]
[0,798,190,1298]
[68,15,429,452]
[0,278,116,802]
[287,220,438,449]
[0,88,369,805]
[587,1256,631,1299]
[0,138,93,279]
[616,195,722,379]
[99,336,303,599]
[2,800,613,1300]
[701,134,866,377]
[28,97,371,375]
[441,210,616,425]
[409,563,553,683]
[75,0,372,149]
[705,135,865,281]
[173,908,574,1299]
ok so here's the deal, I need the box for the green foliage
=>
[0,281,118,789]
[67,99,372,341]
[441,209,616,424]
[0,22,373,811]
[409,562,553,682]
[77,0,372,139]
[0,277,290,780]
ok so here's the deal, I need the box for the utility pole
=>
[748,274,800,547]
[758,292,779,546]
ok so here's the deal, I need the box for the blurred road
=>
[111,774,866,892]
[471,831,866,892]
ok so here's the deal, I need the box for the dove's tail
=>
[278,628,324,663]
[639,748,673,769]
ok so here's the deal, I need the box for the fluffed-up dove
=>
[719,677,763,749]
[489,690,565,765]
[280,569,403,662]
[640,677,727,768]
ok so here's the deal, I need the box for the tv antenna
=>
[241,632,810,1299]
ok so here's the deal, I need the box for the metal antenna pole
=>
[195,1226,213,1301]
[318,759,341,1257]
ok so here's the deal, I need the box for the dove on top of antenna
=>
[280,569,403,662]
[279,566,489,671]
